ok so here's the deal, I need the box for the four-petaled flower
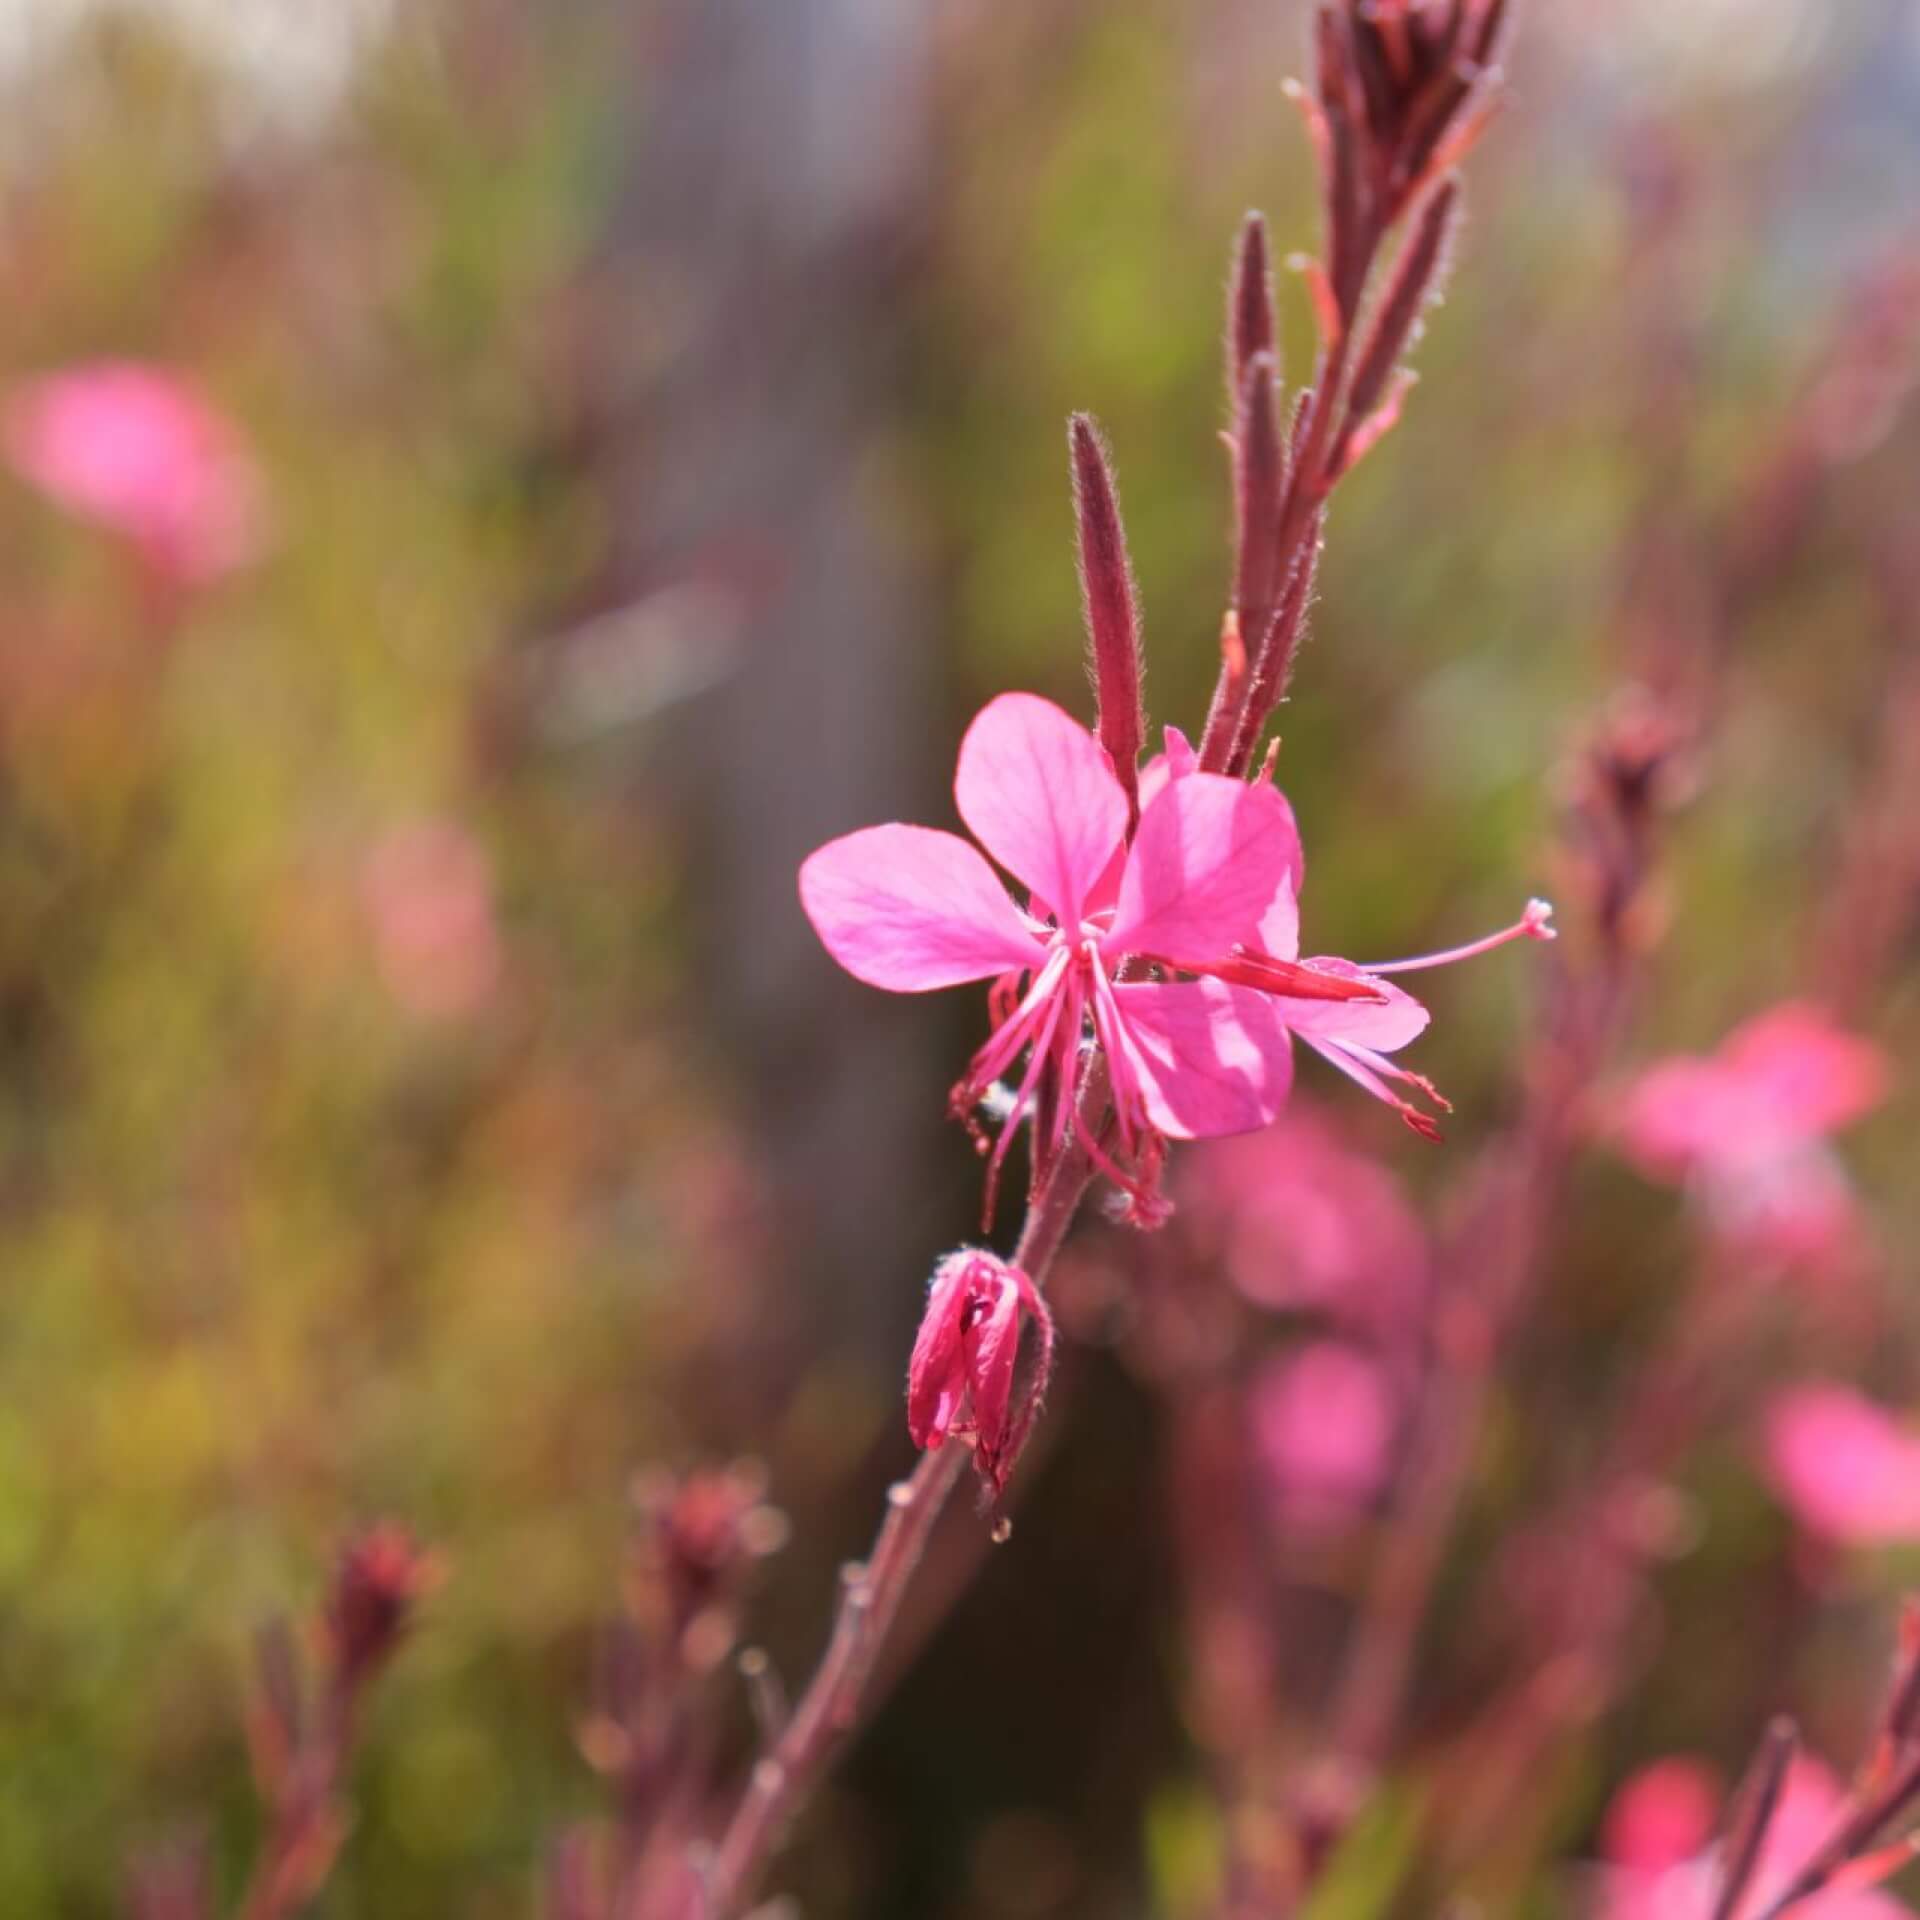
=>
[802,691,1550,1222]
[907,1250,1055,1496]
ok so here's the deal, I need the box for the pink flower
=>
[908,1250,1056,1495]
[5,361,268,585]
[1250,1340,1398,1535]
[361,820,503,1021]
[1611,1004,1889,1269]
[1599,1757,1720,1882]
[1181,1105,1429,1337]
[1596,1754,1913,1920]
[801,694,1551,1220]
[1761,1385,1920,1547]
[1142,722,1546,1143]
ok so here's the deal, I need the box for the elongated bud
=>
[1314,8,1371,323]
[1340,181,1458,467]
[1312,0,1508,231]
[1234,508,1325,766]
[1234,352,1288,618]
[1070,415,1145,821]
[1227,213,1278,418]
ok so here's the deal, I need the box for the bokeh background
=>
[2,1,1918,1914]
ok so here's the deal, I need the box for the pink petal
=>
[963,1281,1023,1475]
[1761,1386,1920,1546]
[799,824,1039,991]
[1106,772,1302,966]
[1137,723,1200,810]
[1611,1059,1744,1178]
[953,692,1127,927]
[1722,1003,1891,1141]
[1599,1759,1721,1874]
[1266,957,1430,1052]
[1109,979,1294,1138]
[908,1254,980,1449]
[1185,1112,1431,1333]
[907,1309,965,1454]
[1258,872,1301,961]
[1251,1341,1397,1505]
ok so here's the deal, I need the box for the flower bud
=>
[908,1251,1056,1497]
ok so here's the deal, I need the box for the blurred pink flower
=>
[361,820,503,1021]
[1599,1757,1720,1881]
[908,1250,1055,1496]
[1181,1105,1429,1335]
[1250,1340,1398,1535]
[1597,1753,1912,1920]
[1610,1004,1889,1267]
[5,361,269,585]
[1761,1385,1920,1547]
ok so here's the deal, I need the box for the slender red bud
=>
[1070,415,1145,822]
[1313,8,1385,323]
[1342,181,1459,453]
[1234,352,1288,630]
[1233,509,1325,767]
[1227,213,1278,419]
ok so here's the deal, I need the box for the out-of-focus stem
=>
[1322,946,1637,1789]
[234,1688,355,1920]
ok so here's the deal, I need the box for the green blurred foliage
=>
[0,12,727,1913]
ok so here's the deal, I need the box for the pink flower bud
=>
[324,1523,440,1691]
[907,1251,1055,1497]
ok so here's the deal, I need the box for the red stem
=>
[698,1099,1106,1918]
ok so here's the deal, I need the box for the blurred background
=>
[1,1,1918,1914]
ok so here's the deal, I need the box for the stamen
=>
[987,967,1027,1032]
[1084,965,1148,1160]
[1184,948,1390,1003]
[1306,1035,1452,1142]
[980,979,1069,1230]
[958,945,1070,1100]
[1359,897,1555,976]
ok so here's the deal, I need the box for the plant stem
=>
[699,1105,1104,1918]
